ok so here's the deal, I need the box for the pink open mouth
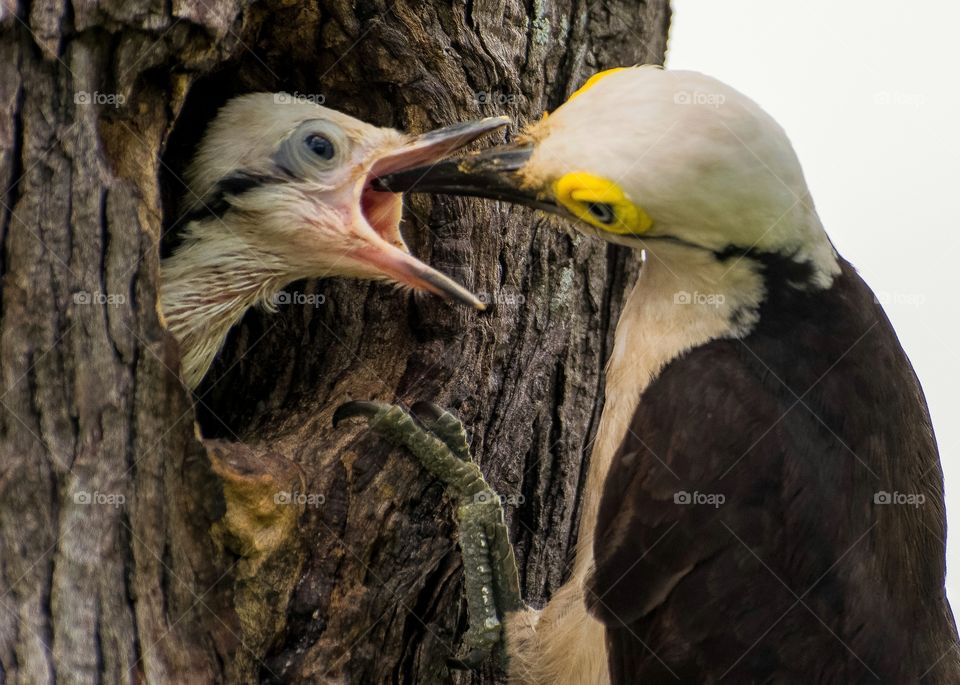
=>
[348,117,510,309]
[360,181,403,239]
[351,164,484,309]
[359,116,510,240]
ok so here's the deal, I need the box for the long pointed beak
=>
[371,144,562,215]
[370,117,511,178]
[351,237,486,310]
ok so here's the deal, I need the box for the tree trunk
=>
[0,1,669,682]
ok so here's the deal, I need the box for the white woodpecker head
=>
[375,67,839,286]
[162,93,506,388]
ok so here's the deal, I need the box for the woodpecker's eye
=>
[305,134,335,160]
[586,202,615,225]
[552,172,653,235]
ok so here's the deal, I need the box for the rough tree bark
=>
[0,0,669,682]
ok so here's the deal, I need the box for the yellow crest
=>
[567,68,627,104]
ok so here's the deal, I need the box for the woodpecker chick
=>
[161,94,506,388]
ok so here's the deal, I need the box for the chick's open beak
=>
[371,143,562,215]
[356,116,510,310]
[351,238,484,309]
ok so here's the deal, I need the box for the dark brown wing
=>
[586,257,958,684]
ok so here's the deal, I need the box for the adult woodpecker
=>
[160,93,505,388]
[344,67,959,682]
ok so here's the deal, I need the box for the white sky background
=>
[667,2,960,606]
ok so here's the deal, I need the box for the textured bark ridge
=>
[0,1,669,682]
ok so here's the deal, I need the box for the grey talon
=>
[332,400,391,428]
[411,401,472,462]
[348,399,524,669]
[411,401,446,423]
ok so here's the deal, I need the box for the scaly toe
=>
[411,401,472,461]
[332,400,394,428]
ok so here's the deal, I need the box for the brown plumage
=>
[589,253,958,683]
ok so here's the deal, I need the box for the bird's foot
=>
[334,400,523,668]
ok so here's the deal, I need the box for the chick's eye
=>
[305,134,335,160]
[586,202,615,225]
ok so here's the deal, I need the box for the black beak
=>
[369,117,511,178]
[371,144,562,215]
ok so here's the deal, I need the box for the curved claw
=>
[332,400,391,428]
[410,401,448,424]
[411,401,471,462]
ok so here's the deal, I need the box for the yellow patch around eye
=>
[566,67,627,104]
[553,172,653,235]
